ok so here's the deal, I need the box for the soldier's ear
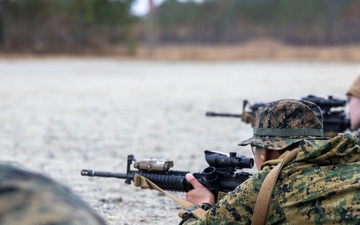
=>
[260,154,265,161]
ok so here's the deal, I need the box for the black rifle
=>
[205,100,264,126]
[81,150,253,199]
[206,95,350,137]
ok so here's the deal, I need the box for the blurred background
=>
[0,0,360,60]
[1,1,360,224]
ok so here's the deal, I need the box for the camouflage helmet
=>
[239,99,324,150]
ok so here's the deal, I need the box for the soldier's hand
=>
[185,173,215,206]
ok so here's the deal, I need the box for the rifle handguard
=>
[241,112,256,125]
[133,174,207,219]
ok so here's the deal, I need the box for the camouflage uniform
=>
[353,130,360,143]
[180,99,360,225]
[0,163,107,225]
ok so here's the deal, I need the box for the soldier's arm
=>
[178,174,262,225]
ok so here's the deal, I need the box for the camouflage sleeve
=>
[353,130,360,144]
[179,173,265,225]
[0,163,107,225]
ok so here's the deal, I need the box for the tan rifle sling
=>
[133,174,206,219]
[251,148,299,225]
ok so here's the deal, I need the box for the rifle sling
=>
[133,174,206,219]
[251,148,299,225]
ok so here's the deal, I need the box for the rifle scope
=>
[204,150,254,169]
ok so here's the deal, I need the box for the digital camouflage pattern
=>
[353,129,360,144]
[0,163,106,225]
[239,99,324,150]
[180,133,360,225]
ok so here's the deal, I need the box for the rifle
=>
[81,150,253,199]
[206,100,265,126]
[206,95,350,138]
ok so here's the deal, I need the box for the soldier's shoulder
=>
[0,162,107,225]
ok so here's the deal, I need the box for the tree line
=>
[0,0,359,54]
[0,0,137,54]
[155,0,360,45]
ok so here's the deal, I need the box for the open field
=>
[134,41,360,62]
[2,40,360,62]
[0,58,359,224]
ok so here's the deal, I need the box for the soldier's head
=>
[239,99,324,170]
[347,75,360,131]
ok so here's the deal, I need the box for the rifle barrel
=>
[206,112,242,118]
[81,169,130,179]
